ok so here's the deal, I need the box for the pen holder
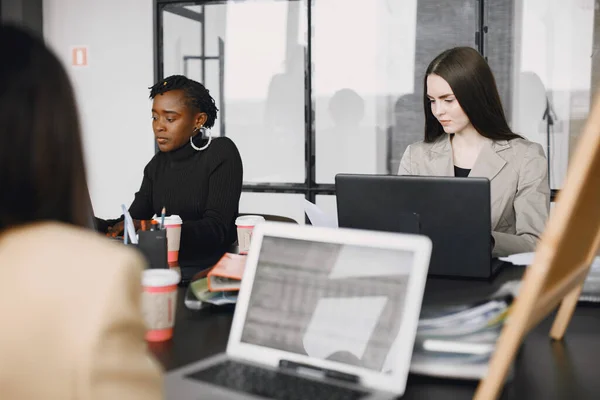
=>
[137,230,168,269]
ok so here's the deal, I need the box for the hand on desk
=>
[107,220,152,238]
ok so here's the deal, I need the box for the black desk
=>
[149,265,600,399]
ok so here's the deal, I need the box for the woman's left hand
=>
[106,220,152,237]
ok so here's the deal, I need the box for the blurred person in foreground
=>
[0,24,163,399]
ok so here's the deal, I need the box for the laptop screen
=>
[240,235,414,373]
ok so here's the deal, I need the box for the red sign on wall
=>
[71,46,88,67]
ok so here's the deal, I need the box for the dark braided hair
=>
[149,75,219,128]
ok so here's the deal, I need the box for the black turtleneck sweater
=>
[96,136,243,271]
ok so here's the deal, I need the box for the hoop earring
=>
[190,126,212,151]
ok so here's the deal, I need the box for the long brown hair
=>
[423,47,522,143]
[0,25,91,230]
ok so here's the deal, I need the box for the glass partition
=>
[157,0,600,218]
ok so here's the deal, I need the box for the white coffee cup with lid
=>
[235,215,265,254]
[141,268,180,342]
[152,215,183,266]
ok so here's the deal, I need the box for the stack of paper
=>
[410,292,512,380]
[303,200,338,228]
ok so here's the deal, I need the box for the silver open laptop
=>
[166,222,432,399]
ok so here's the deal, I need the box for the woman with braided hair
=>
[96,75,243,279]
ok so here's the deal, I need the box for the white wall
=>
[43,0,155,218]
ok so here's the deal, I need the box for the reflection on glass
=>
[161,2,306,182]
[162,5,225,137]
[509,0,595,189]
[388,0,477,175]
[314,0,419,183]
[224,2,306,183]
[159,0,600,207]
[162,7,201,78]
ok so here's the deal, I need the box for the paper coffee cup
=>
[153,215,182,266]
[141,269,180,342]
[235,215,265,254]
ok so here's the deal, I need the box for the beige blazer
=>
[398,134,550,257]
[0,222,163,400]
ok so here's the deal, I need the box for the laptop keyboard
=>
[186,360,369,400]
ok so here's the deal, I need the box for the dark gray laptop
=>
[335,174,504,279]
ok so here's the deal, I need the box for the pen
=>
[160,206,166,230]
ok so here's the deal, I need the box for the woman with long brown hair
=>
[399,47,550,257]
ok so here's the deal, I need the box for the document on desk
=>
[498,252,535,266]
[500,252,600,272]
[303,199,338,228]
[501,253,600,303]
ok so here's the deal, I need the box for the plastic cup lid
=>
[235,215,266,226]
[142,269,180,287]
[153,214,182,225]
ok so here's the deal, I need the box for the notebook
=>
[207,253,247,292]
[166,222,432,399]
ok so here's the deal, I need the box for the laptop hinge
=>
[279,359,359,384]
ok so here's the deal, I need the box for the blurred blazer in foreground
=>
[0,24,162,399]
